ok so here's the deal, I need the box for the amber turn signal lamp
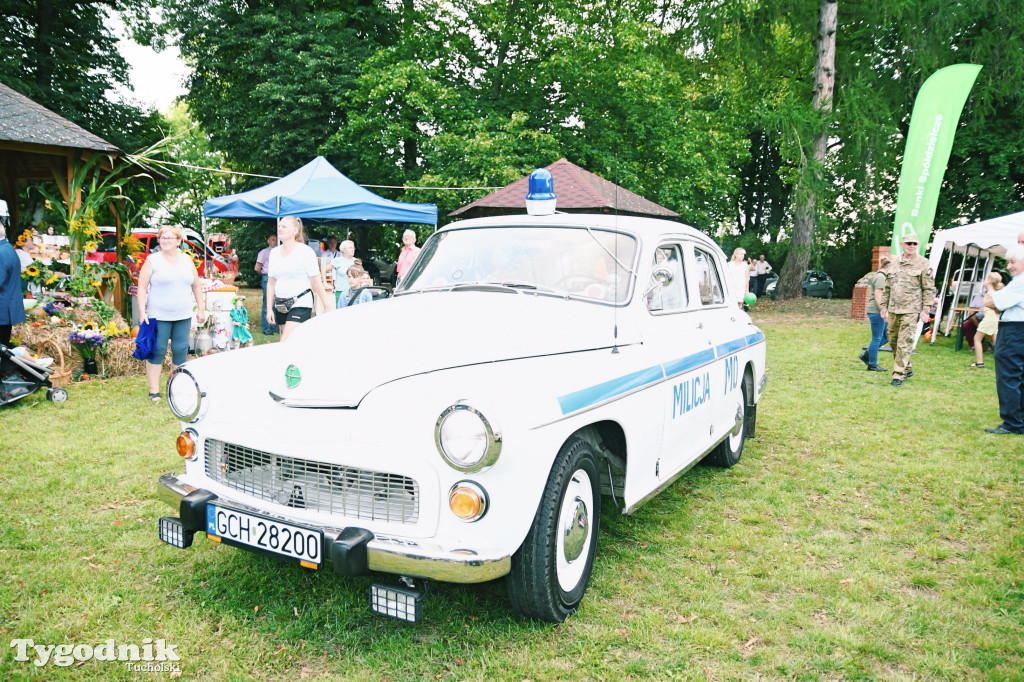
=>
[176,431,196,459]
[448,482,487,521]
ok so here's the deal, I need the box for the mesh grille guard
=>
[204,439,419,524]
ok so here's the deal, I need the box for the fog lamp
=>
[158,517,194,549]
[176,430,198,460]
[370,584,422,622]
[449,481,488,522]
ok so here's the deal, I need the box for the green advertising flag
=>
[891,64,982,255]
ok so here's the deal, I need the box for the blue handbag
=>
[132,318,158,361]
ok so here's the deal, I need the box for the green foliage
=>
[0,0,162,152]
[158,0,392,177]
[35,149,156,274]
[148,103,234,234]
[142,0,1024,284]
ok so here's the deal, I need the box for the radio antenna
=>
[612,152,620,354]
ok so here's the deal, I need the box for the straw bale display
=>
[15,298,174,377]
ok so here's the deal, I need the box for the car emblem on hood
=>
[285,364,301,388]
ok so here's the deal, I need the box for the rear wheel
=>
[704,380,747,468]
[507,436,601,622]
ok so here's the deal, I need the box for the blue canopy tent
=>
[202,156,437,225]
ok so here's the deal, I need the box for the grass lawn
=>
[1,296,1021,680]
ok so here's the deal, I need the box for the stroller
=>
[0,343,69,406]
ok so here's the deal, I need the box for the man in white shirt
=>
[254,234,278,335]
[984,245,1024,434]
[754,255,772,296]
[321,236,341,261]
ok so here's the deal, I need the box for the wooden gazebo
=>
[0,82,125,234]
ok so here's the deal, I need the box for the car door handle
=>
[697,322,703,329]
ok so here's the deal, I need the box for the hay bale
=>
[16,320,171,378]
[101,338,173,376]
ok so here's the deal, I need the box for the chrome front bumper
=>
[157,472,510,584]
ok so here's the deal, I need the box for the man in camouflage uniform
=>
[880,233,936,387]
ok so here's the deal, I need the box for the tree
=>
[154,0,392,179]
[146,103,234,234]
[0,0,161,152]
[777,0,835,299]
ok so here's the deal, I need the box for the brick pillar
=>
[851,246,891,320]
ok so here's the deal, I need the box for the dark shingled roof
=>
[450,158,678,219]
[0,82,120,153]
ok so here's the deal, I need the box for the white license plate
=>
[206,504,323,566]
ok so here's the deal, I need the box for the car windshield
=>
[397,226,638,304]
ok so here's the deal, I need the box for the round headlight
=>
[167,368,205,422]
[434,403,501,472]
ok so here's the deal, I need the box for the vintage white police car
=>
[157,203,767,623]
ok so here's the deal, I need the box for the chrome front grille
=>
[204,439,419,523]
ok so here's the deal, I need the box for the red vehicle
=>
[88,227,239,280]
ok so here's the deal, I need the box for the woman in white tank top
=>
[137,226,207,401]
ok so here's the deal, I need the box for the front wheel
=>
[825,288,833,299]
[507,436,601,622]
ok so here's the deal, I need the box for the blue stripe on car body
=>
[663,348,716,378]
[557,365,665,414]
[557,330,766,415]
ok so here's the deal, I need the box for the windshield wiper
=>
[487,281,565,294]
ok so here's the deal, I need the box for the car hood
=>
[269,291,639,407]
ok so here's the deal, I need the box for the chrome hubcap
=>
[731,403,744,437]
[556,468,594,592]
[562,497,588,563]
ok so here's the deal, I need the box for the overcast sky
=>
[110,16,188,113]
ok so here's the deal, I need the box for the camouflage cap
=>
[901,233,919,243]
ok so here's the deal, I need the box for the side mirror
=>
[643,265,674,298]
[652,265,674,287]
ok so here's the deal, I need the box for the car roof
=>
[98,225,204,240]
[442,213,720,252]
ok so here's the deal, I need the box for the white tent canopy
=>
[928,210,1024,273]
[927,210,1024,343]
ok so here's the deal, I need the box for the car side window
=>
[693,248,725,306]
[647,244,688,312]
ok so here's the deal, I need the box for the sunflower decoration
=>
[68,211,101,242]
[120,233,145,257]
[81,321,98,331]
[20,261,54,289]
[104,321,131,338]
[13,229,32,248]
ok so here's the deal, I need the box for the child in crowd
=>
[341,265,373,307]
[969,271,1004,368]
